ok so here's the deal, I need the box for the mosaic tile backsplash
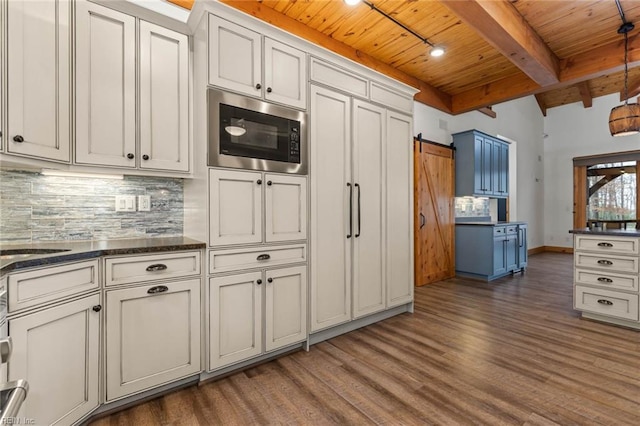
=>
[0,170,184,244]
[455,197,491,218]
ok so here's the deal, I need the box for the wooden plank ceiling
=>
[172,0,640,115]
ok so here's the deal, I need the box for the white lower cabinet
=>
[105,278,201,401]
[209,265,307,370]
[8,294,100,425]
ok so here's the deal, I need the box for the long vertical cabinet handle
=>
[355,183,361,238]
[347,183,353,238]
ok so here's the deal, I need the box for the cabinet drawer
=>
[8,259,99,312]
[575,235,640,255]
[505,226,518,235]
[574,268,639,292]
[310,57,368,98]
[574,253,638,273]
[105,251,201,286]
[574,285,639,321]
[493,226,507,236]
[209,244,306,274]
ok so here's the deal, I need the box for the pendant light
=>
[609,2,640,137]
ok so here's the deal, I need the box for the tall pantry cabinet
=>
[309,84,413,333]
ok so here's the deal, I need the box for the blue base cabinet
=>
[453,130,509,198]
[456,223,527,281]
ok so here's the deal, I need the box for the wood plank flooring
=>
[90,253,640,425]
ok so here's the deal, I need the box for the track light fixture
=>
[344,0,445,57]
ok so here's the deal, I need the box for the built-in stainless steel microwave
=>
[208,89,307,175]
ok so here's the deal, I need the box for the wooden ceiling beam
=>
[534,94,547,117]
[477,106,497,118]
[452,35,640,114]
[439,0,559,86]
[576,81,592,108]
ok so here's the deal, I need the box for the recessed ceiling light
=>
[344,0,362,5]
[430,46,445,57]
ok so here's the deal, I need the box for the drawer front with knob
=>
[574,285,639,321]
[574,253,638,273]
[575,235,640,255]
[105,251,201,287]
[574,269,639,292]
[209,244,306,274]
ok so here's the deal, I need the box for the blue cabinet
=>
[453,130,508,198]
[455,223,526,281]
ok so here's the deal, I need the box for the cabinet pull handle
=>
[597,242,613,247]
[257,179,262,185]
[92,305,102,312]
[146,263,168,272]
[355,183,361,238]
[597,299,613,306]
[256,279,262,285]
[597,259,613,266]
[147,285,169,294]
[267,277,273,283]
[597,277,613,283]
[255,83,262,90]
[419,213,425,229]
[257,254,271,261]
[12,135,24,143]
[347,183,353,238]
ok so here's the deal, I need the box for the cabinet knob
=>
[257,179,262,185]
[0,131,3,138]
[127,153,135,159]
[142,154,150,161]
[256,279,262,285]
[267,87,272,93]
[13,135,24,143]
[255,83,262,90]
[92,305,102,312]
[267,277,273,283]
[267,180,272,186]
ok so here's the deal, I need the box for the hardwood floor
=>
[90,253,640,425]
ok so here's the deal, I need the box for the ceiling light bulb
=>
[344,0,361,6]
[430,46,445,57]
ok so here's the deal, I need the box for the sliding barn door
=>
[414,140,455,286]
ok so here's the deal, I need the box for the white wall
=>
[544,92,640,248]
[413,96,545,249]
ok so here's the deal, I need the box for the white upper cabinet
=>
[208,15,261,98]
[75,0,136,168]
[208,15,307,109]
[76,2,190,173]
[139,21,190,172]
[6,0,70,162]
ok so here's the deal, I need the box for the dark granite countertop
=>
[0,237,206,275]
[455,221,527,226]
[569,228,640,237]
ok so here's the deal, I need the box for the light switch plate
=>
[138,195,151,212]
[115,195,136,212]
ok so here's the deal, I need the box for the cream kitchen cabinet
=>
[209,265,307,370]
[5,0,71,162]
[104,251,202,401]
[209,169,307,247]
[208,15,307,109]
[75,1,189,173]
[309,85,413,333]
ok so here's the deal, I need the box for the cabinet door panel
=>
[265,174,307,242]
[139,21,189,172]
[210,169,263,246]
[481,137,493,194]
[264,38,306,109]
[310,86,351,331]
[106,279,201,401]
[208,15,261,97]
[75,1,136,167]
[506,234,518,271]
[265,266,307,351]
[499,142,509,196]
[493,236,507,276]
[9,294,99,425]
[7,0,70,161]
[352,100,385,318]
[386,111,414,307]
[209,272,263,370]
